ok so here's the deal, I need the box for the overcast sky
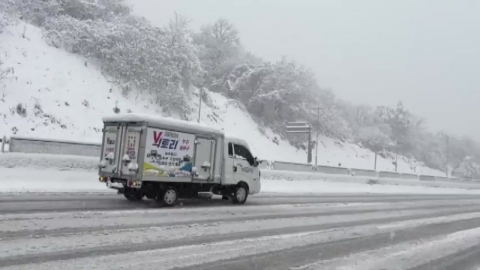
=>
[128,0,480,140]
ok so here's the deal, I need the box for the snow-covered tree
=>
[43,11,202,116]
[455,156,480,179]
[376,101,422,153]
[192,18,253,92]
[4,0,129,25]
[231,59,317,128]
[358,126,393,170]
[0,12,9,33]
[58,0,130,21]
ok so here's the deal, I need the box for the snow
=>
[0,152,98,171]
[0,19,444,176]
[6,209,480,270]
[0,167,108,193]
[6,207,457,259]
[4,199,479,233]
[261,179,480,195]
[305,227,480,270]
[261,170,480,191]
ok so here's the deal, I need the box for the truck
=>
[98,113,261,205]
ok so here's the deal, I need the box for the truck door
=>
[120,126,143,176]
[232,143,260,193]
[100,125,122,175]
[193,137,215,181]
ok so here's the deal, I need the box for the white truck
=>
[98,113,261,205]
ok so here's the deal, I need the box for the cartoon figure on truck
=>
[98,113,261,205]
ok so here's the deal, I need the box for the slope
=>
[0,20,444,176]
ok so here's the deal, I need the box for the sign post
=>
[286,122,312,164]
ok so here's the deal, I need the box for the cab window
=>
[233,144,254,166]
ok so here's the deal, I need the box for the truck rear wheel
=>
[124,187,144,201]
[232,184,248,205]
[157,187,178,206]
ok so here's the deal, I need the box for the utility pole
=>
[315,107,320,170]
[395,151,398,172]
[392,139,398,172]
[197,87,203,123]
[445,134,449,177]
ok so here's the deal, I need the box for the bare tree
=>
[211,18,239,45]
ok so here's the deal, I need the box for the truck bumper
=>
[107,182,124,191]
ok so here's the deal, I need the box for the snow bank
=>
[8,136,101,157]
[0,152,98,171]
[2,166,480,194]
[262,170,480,191]
[1,153,479,194]
[262,179,480,195]
[0,166,111,193]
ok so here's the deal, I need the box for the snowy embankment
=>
[1,152,480,194]
[0,20,444,176]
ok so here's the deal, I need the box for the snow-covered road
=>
[2,193,480,269]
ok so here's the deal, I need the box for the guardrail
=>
[419,175,436,181]
[400,173,418,180]
[2,135,478,183]
[273,161,312,172]
[7,136,101,157]
[316,165,349,175]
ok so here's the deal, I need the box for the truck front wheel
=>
[232,184,248,205]
[157,187,178,206]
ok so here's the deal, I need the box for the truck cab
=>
[224,135,261,196]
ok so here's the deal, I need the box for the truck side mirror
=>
[254,157,259,167]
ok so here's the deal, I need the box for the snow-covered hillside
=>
[0,20,444,176]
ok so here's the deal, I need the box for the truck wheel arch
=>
[237,181,249,191]
[232,182,249,204]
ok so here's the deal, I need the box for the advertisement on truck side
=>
[143,127,195,178]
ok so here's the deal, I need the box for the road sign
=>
[287,122,308,127]
[285,123,313,163]
[286,128,310,133]
[286,124,311,134]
